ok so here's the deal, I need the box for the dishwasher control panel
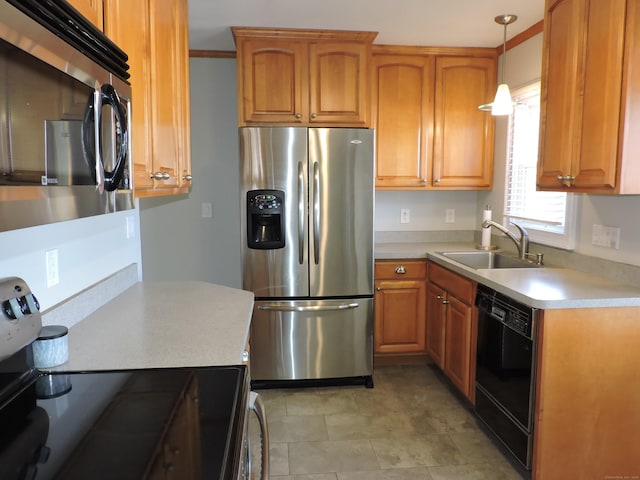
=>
[476,284,538,338]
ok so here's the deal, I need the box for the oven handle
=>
[250,391,270,480]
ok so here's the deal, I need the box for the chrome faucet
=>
[482,220,529,259]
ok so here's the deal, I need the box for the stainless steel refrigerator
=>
[240,127,374,386]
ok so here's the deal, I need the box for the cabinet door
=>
[444,295,472,397]
[103,1,154,191]
[104,0,191,196]
[433,56,495,189]
[236,38,308,124]
[148,0,183,190]
[309,42,370,125]
[425,282,446,368]
[67,0,103,29]
[372,55,435,189]
[538,0,625,192]
[374,279,426,354]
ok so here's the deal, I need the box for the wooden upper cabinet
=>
[232,27,377,127]
[104,0,192,197]
[308,42,371,125]
[371,53,435,188]
[538,0,640,194]
[371,46,496,190]
[433,56,496,189]
[67,0,103,29]
[235,38,308,124]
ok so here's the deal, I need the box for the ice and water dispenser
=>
[246,190,285,249]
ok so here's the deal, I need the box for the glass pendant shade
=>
[478,14,517,116]
[491,83,514,115]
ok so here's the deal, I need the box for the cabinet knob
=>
[183,174,193,181]
[434,178,441,184]
[376,287,382,291]
[310,113,317,119]
[394,266,406,274]
[420,178,427,185]
[295,113,302,119]
[436,294,444,300]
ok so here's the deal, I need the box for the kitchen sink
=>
[438,251,542,270]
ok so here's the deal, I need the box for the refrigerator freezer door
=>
[240,127,309,298]
[250,298,374,381]
[308,128,374,298]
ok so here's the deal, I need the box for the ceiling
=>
[188,0,544,52]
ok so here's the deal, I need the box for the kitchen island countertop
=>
[376,242,640,309]
[49,281,254,372]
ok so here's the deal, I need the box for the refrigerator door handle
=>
[312,161,320,265]
[258,303,359,312]
[297,161,305,264]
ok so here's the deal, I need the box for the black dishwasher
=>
[474,284,539,471]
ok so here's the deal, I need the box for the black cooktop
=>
[0,348,247,480]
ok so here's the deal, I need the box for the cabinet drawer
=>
[428,262,474,304]
[375,260,427,280]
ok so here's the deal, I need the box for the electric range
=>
[0,277,258,480]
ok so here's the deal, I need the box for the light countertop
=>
[376,242,640,309]
[50,281,254,372]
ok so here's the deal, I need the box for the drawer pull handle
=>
[395,266,406,274]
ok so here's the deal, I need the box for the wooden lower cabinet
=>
[426,262,476,400]
[374,260,427,361]
[443,295,472,396]
[532,306,640,479]
[146,374,201,480]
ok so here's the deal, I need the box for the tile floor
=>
[249,364,526,480]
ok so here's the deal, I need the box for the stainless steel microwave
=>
[0,0,134,232]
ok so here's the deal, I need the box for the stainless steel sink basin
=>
[438,251,542,270]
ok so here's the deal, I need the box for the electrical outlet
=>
[592,224,621,249]
[45,249,59,287]
[202,202,213,218]
[126,216,135,240]
[445,209,456,223]
[400,209,410,224]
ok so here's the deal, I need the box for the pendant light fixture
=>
[478,14,518,116]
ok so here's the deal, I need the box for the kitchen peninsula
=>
[46,269,254,372]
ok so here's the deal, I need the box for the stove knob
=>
[24,293,40,313]
[2,300,15,319]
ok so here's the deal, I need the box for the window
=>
[503,81,578,250]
